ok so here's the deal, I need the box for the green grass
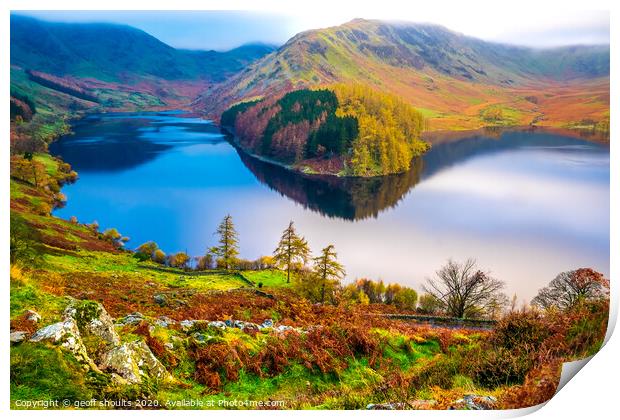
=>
[10,343,99,408]
[243,269,291,288]
[10,281,69,323]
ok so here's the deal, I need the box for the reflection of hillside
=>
[50,117,173,172]
[421,128,609,180]
[237,148,423,221]
[237,127,609,221]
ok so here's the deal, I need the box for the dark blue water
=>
[50,111,610,300]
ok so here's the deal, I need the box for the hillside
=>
[199,19,610,130]
[9,14,275,153]
[10,14,275,83]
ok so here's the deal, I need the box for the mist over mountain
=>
[10,15,276,83]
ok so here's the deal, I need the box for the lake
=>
[49,111,610,301]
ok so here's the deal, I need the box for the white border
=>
[2,1,616,419]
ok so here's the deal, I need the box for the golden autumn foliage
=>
[332,83,428,176]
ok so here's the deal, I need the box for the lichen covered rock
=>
[99,341,173,384]
[65,300,120,347]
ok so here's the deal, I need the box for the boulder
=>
[366,402,407,410]
[155,316,176,328]
[66,300,120,346]
[260,319,274,329]
[10,331,28,344]
[153,294,167,306]
[275,325,296,334]
[99,341,173,384]
[29,319,92,364]
[116,312,145,326]
[180,320,196,331]
[208,320,227,329]
[451,395,497,410]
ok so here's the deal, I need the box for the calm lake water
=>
[50,111,610,301]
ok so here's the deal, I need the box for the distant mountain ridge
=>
[10,14,276,83]
[200,18,609,130]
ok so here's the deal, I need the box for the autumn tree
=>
[393,288,418,311]
[168,252,190,270]
[196,253,214,271]
[417,293,443,315]
[102,228,129,248]
[313,244,346,303]
[135,241,159,261]
[424,258,506,319]
[153,249,166,264]
[531,268,609,311]
[273,221,311,283]
[212,214,239,270]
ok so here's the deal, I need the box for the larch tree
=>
[313,244,346,303]
[273,221,311,283]
[212,214,239,270]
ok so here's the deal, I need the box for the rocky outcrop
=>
[28,300,172,385]
[65,300,120,347]
[100,341,173,384]
[29,318,94,367]
[116,312,145,326]
[450,395,497,410]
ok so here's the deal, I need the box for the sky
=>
[13,8,610,51]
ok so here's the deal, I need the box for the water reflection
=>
[236,147,423,220]
[234,127,609,221]
[49,112,224,172]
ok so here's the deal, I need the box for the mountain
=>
[10,14,276,82]
[9,14,276,145]
[199,19,610,130]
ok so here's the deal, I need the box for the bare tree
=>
[531,268,609,311]
[424,258,506,319]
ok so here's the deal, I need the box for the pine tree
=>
[313,244,346,303]
[273,221,310,283]
[212,214,239,270]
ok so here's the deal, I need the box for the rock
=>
[66,300,120,346]
[164,342,174,350]
[155,316,176,328]
[207,320,227,329]
[192,332,209,342]
[260,319,274,329]
[366,402,406,410]
[153,294,167,306]
[99,341,173,384]
[116,312,145,326]
[29,319,92,364]
[10,331,28,344]
[180,320,196,331]
[408,400,437,410]
[451,395,497,410]
[24,310,41,323]
[275,325,295,334]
